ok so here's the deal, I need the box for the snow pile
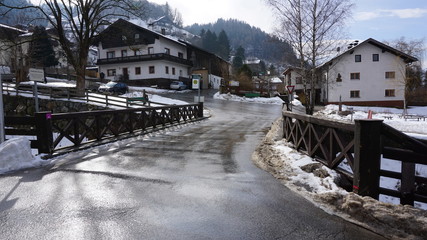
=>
[213,92,284,105]
[253,118,427,239]
[123,91,188,106]
[0,137,45,174]
[129,86,192,94]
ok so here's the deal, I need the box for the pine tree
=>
[217,30,231,60]
[29,26,58,68]
[232,46,245,72]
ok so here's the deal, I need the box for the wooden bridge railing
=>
[283,111,427,207]
[5,103,204,156]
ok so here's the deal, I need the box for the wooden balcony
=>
[97,53,193,66]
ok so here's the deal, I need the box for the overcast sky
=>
[149,0,427,43]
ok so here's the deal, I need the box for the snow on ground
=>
[0,137,46,174]
[253,118,427,239]
[315,104,427,135]
[213,92,284,105]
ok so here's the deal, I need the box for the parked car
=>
[170,81,187,90]
[98,81,129,94]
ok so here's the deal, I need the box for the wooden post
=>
[198,102,204,118]
[35,112,53,154]
[353,119,383,199]
[401,162,415,206]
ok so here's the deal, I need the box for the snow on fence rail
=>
[282,111,427,207]
[5,103,204,156]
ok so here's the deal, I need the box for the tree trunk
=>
[75,65,86,96]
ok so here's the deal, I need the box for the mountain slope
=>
[185,18,296,65]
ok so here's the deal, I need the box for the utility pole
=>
[0,73,5,143]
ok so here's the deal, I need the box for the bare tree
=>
[0,0,146,94]
[267,0,353,114]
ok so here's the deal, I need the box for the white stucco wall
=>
[209,74,222,89]
[325,43,406,103]
[97,34,190,81]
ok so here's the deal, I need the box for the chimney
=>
[161,28,166,35]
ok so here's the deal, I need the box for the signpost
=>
[286,85,295,111]
[0,73,4,143]
[192,74,202,102]
[29,68,45,112]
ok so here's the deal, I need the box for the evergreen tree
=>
[203,30,218,53]
[259,60,267,75]
[217,30,231,60]
[232,46,245,72]
[29,26,58,68]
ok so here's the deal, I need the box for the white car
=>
[170,81,187,90]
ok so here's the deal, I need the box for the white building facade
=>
[320,39,416,107]
[96,19,192,87]
[283,39,417,108]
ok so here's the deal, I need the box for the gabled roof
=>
[321,38,418,67]
[0,23,27,41]
[93,19,185,49]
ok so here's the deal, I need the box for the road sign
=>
[29,68,45,82]
[192,74,201,89]
[286,85,295,94]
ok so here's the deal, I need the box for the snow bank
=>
[253,118,427,239]
[0,137,45,174]
[213,92,284,105]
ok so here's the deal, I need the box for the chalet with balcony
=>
[94,19,193,87]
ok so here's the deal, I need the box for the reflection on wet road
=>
[0,90,386,239]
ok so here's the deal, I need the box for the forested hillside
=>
[186,19,297,65]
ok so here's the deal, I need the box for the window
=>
[165,48,170,55]
[385,89,395,97]
[355,55,361,62]
[135,33,140,39]
[134,49,141,56]
[336,73,342,82]
[165,66,169,74]
[148,47,154,54]
[385,71,395,79]
[107,69,116,76]
[172,67,176,75]
[178,52,184,58]
[350,90,360,98]
[179,70,183,77]
[296,76,303,84]
[107,51,115,58]
[135,67,141,75]
[121,50,127,57]
[373,54,379,62]
[149,66,155,74]
[350,72,360,80]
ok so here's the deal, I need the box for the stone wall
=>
[3,95,106,116]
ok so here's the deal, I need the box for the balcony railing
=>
[97,53,193,66]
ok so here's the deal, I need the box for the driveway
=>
[0,90,386,239]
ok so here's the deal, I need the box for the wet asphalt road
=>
[0,90,387,239]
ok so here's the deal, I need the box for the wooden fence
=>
[1,82,164,108]
[282,111,427,207]
[5,103,204,156]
